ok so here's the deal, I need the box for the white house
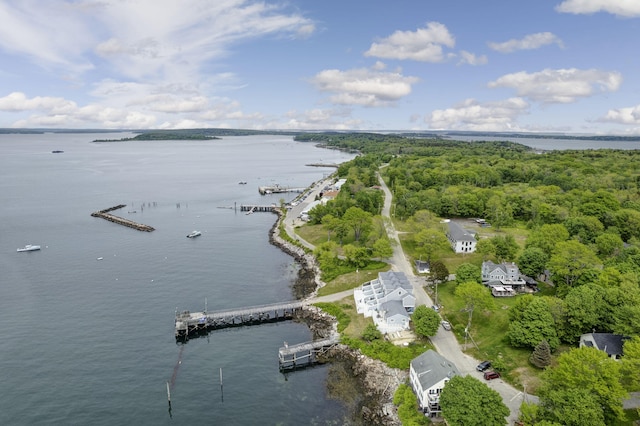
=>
[481,261,527,296]
[446,221,477,254]
[334,178,347,191]
[410,350,460,418]
[299,199,324,221]
[354,271,416,334]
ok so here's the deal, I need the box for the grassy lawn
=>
[294,222,328,246]
[393,216,532,275]
[317,263,390,297]
[435,281,546,394]
[338,296,374,338]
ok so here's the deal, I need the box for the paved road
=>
[285,172,534,423]
[376,171,535,423]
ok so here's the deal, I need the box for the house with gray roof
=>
[482,260,527,296]
[446,221,477,254]
[354,271,416,334]
[579,333,628,360]
[410,350,460,418]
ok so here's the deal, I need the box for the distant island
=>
[93,131,221,142]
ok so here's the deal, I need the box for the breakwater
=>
[91,204,155,232]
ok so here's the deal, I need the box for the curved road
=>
[284,172,534,423]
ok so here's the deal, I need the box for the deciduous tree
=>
[508,298,560,350]
[539,346,627,424]
[440,375,509,426]
[620,336,640,391]
[455,281,495,332]
[411,305,440,337]
[428,260,449,283]
[455,263,481,284]
[548,240,600,296]
[517,246,548,278]
[342,206,373,242]
[414,228,449,262]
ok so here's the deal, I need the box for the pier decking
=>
[91,204,155,232]
[174,301,306,339]
[240,204,277,213]
[278,337,340,371]
[258,185,306,195]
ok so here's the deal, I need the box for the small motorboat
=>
[238,181,247,185]
[186,231,202,238]
[17,244,41,252]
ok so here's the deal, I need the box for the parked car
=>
[476,361,492,372]
[484,371,501,380]
[431,305,439,312]
[441,320,452,331]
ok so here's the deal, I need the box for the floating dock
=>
[278,337,340,371]
[175,301,306,339]
[91,204,155,232]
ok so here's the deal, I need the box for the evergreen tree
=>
[530,339,552,368]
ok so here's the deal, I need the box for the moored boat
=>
[17,244,41,252]
[186,231,202,238]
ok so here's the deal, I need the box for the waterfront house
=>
[410,350,460,418]
[354,271,416,334]
[446,221,477,254]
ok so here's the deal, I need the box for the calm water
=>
[449,134,640,151]
[0,133,356,425]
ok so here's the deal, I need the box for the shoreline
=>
[268,208,405,425]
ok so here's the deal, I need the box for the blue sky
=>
[0,0,639,134]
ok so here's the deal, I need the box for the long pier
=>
[91,204,155,232]
[175,301,306,339]
[240,204,277,214]
[278,337,340,371]
[258,185,306,195]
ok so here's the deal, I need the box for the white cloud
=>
[275,108,362,130]
[0,1,96,72]
[488,68,622,103]
[0,91,157,128]
[0,92,77,113]
[364,22,455,62]
[458,51,488,66]
[488,32,564,53]
[312,66,419,107]
[599,104,640,124]
[556,0,640,17]
[89,0,315,80]
[0,0,315,104]
[426,97,530,131]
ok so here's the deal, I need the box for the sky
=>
[0,0,640,134]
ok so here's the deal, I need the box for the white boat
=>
[17,244,41,252]
[186,231,202,238]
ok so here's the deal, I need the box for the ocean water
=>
[0,133,355,425]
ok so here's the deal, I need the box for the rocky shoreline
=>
[268,209,406,425]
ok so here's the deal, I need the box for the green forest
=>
[295,133,640,425]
